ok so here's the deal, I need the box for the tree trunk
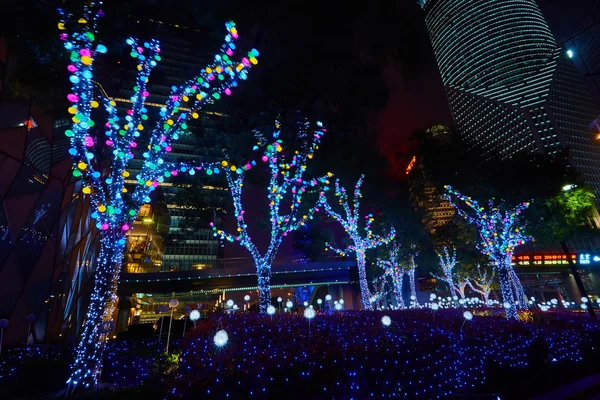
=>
[356,251,373,310]
[392,273,405,309]
[408,269,418,305]
[67,232,125,392]
[256,259,272,313]
[508,267,528,309]
[497,265,518,320]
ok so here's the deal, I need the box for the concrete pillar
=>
[589,271,600,297]
[115,296,132,333]
[561,272,583,303]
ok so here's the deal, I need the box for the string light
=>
[58,1,258,390]
[443,186,531,320]
[432,246,458,299]
[319,175,396,310]
[377,243,406,309]
[467,265,496,304]
[211,121,330,313]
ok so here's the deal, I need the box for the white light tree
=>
[443,185,531,319]
[407,244,419,305]
[432,246,458,299]
[467,265,496,304]
[454,278,469,300]
[319,175,396,310]
[58,2,258,391]
[212,121,331,313]
[377,243,405,308]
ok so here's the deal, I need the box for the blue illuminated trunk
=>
[67,232,125,392]
[256,259,272,314]
[356,250,373,311]
[497,259,519,320]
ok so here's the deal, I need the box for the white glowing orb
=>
[503,302,511,309]
[431,303,440,311]
[430,293,437,300]
[277,297,282,303]
[286,300,293,308]
[303,301,308,307]
[317,299,323,304]
[339,299,344,305]
[458,299,465,305]
[267,305,276,315]
[581,304,588,310]
[233,304,239,310]
[452,296,458,301]
[169,299,179,308]
[582,297,589,303]
[334,303,342,311]
[487,300,494,306]
[463,311,473,321]
[551,299,558,305]
[325,294,332,301]
[226,299,234,307]
[304,308,316,319]
[381,315,391,326]
[189,310,200,321]
[244,295,250,302]
[213,329,228,347]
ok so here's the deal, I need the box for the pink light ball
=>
[67,94,79,102]
[122,224,130,231]
[101,223,109,230]
[261,156,269,162]
[67,65,77,72]
[224,88,232,96]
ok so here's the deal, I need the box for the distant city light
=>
[562,184,577,191]
[567,49,574,59]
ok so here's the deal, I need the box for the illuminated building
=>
[420,0,600,204]
[0,38,99,345]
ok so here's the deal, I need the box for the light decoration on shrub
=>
[214,330,229,347]
[211,121,330,313]
[443,185,531,320]
[58,1,258,390]
[407,244,419,305]
[319,175,396,310]
[432,247,458,299]
[467,265,495,304]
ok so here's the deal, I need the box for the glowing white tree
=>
[444,185,531,319]
[58,3,257,390]
[212,121,330,313]
[407,244,419,305]
[377,244,405,308]
[432,246,458,299]
[467,265,495,303]
[320,175,396,310]
[454,278,468,300]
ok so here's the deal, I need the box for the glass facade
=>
[421,0,600,202]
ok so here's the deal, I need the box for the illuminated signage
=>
[511,254,575,266]
[578,253,600,265]
[406,156,416,175]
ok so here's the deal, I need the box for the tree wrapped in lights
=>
[211,121,330,313]
[407,244,419,305]
[377,243,406,308]
[433,246,458,299]
[467,265,495,303]
[443,185,531,319]
[454,277,469,300]
[58,3,258,390]
[320,175,396,310]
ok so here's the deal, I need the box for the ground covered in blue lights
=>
[1,309,599,399]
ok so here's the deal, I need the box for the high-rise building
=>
[419,0,600,204]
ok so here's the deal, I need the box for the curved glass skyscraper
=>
[420,0,600,199]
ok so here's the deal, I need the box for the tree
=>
[406,244,419,305]
[432,246,458,299]
[377,242,405,308]
[467,264,496,304]
[211,121,330,312]
[443,185,531,319]
[319,175,396,310]
[59,2,258,390]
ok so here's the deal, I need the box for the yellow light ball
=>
[68,107,77,114]
[98,205,106,212]
[145,180,152,186]
[122,171,130,178]
[221,161,228,167]
[81,56,93,65]
[192,112,199,119]
[82,187,92,194]
[90,101,99,108]
[77,162,87,170]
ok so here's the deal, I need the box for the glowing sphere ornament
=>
[463,311,473,321]
[244,295,250,302]
[381,315,392,326]
[214,329,228,347]
[286,300,293,308]
[267,306,276,315]
[226,299,234,307]
[169,299,179,308]
[304,308,316,319]
[189,310,200,321]
[325,294,332,301]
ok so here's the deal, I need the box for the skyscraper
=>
[419,0,600,201]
